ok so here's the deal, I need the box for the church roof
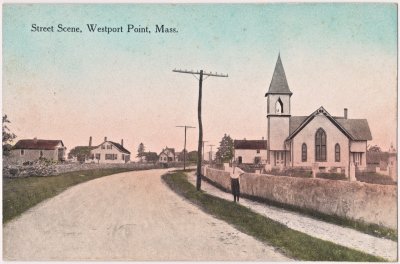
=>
[234,140,267,150]
[265,54,292,96]
[288,107,372,141]
[335,119,372,141]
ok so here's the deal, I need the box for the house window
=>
[20,149,25,156]
[256,149,260,154]
[105,154,113,160]
[335,144,340,162]
[40,150,43,158]
[114,154,118,160]
[107,145,112,150]
[101,145,105,149]
[122,154,125,160]
[315,128,326,162]
[95,153,101,160]
[302,143,307,162]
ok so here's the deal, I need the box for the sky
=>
[2,3,397,156]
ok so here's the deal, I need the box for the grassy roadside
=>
[3,168,136,223]
[162,171,386,262]
[200,175,397,241]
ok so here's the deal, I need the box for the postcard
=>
[2,2,397,262]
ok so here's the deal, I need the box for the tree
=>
[137,143,145,159]
[68,146,92,163]
[178,149,188,161]
[215,134,234,163]
[144,151,158,163]
[2,115,16,156]
[368,145,382,153]
[188,150,198,163]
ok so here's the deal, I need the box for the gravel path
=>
[188,171,398,261]
[3,169,290,261]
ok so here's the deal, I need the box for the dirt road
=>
[3,169,290,261]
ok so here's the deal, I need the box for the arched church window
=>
[302,143,307,162]
[335,143,340,162]
[275,98,283,113]
[315,128,327,162]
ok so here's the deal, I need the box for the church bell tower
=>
[266,54,292,166]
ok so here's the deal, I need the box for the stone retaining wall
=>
[204,167,397,229]
[3,162,163,178]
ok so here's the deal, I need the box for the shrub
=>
[266,167,312,178]
[317,172,347,181]
[356,172,396,185]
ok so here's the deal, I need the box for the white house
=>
[88,137,131,163]
[159,147,176,163]
[266,55,372,175]
[9,138,66,163]
[234,139,267,164]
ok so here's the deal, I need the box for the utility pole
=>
[202,140,208,162]
[176,125,195,171]
[208,144,215,166]
[173,69,228,190]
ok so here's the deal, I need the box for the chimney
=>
[104,136,107,142]
[262,137,264,140]
[33,137,38,143]
[121,139,124,146]
[89,136,92,147]
[344,108,348,119]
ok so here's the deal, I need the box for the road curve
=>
[3,169,290,261]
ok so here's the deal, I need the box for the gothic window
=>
[335,143,340,162]
[315,128,327,162]
[275,98,283,113]
[302,143,307,162]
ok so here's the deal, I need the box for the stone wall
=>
[204,167,397,229]
[3,162,163,178]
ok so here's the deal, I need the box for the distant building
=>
[87,137,131,164]
[266,55,372,174]
[234,139,267,164]
[10,138,66,163]
[159,147,176,163]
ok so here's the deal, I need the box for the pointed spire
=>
[265,54,292,96]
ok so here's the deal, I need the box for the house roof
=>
[108,141,131,154]
[234,140,267,150]
[288,107,372,141]
[159,147,175,156]
[265,54,292,96]
[13,139,64,150]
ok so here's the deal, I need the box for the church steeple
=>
[265,54,292,96]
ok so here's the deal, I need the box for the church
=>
[266,55,372,176]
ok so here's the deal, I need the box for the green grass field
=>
[3,168,134,223]
[162,170,386,262]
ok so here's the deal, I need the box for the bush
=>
[356,172,396,185]
[266,167,312,178]
[317,172,347,181]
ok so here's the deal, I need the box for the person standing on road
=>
[230,162,244,202]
